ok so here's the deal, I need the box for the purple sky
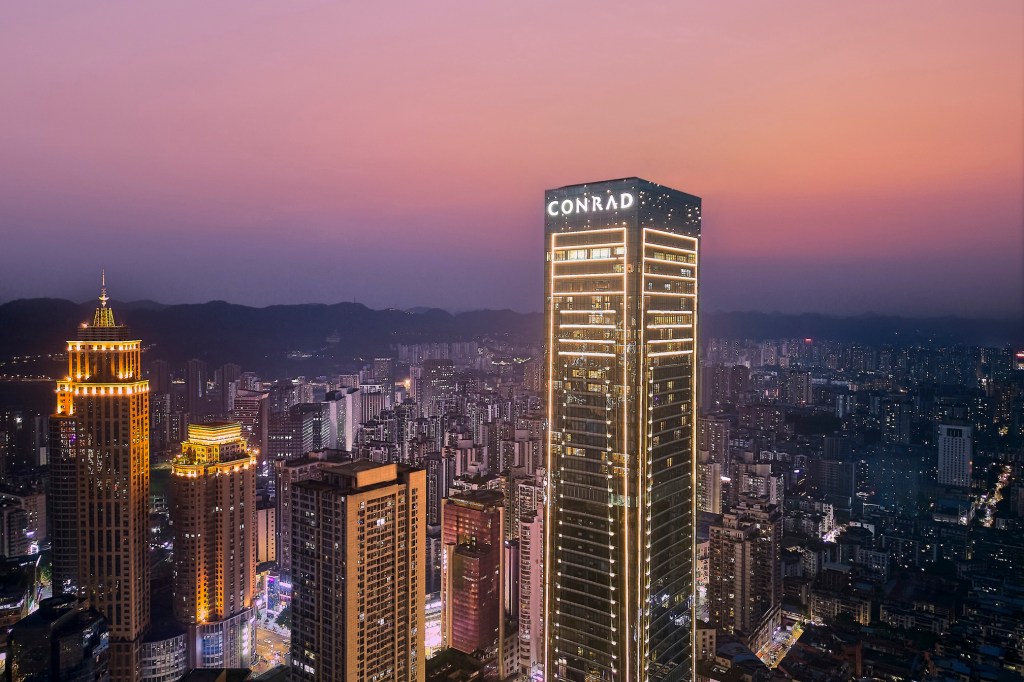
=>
[1,1,1021,316]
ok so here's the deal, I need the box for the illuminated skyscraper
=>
[171,422,257,670]
[544,178,701,682]
[52,275,150,680]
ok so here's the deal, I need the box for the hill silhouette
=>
[0,299,1019,378]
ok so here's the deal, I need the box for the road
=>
[757,622,803,669]
[252,625,290,674]
[979,464,1012,528]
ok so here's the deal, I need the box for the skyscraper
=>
[52,276,150,680]
[706,499,782,653]
[544,178,701,681]
[289,461,425,682]
[518,498,544,680]
[937,424,973,488]
[171,422,257,670]
[273,449,350,581]
[441,490,505,656]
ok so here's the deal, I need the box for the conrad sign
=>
[547,192,635,217]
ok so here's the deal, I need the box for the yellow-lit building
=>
[171,421,257,670]
[51,276,151,680]
[290,461,425,682]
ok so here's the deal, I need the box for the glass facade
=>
[544,178,701,682]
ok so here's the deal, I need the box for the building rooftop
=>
[448,489,504,509]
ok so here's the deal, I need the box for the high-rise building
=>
[273,449,349,581]
[171,422,257,670]
[518,499,544,681]
[696,460,722,514]
[807,458,856,499]
[324,387,361,452]
[186,359,208,420]
[52,278,150,680]
[231,388,269,474]
[423,453,455,527]
[289,461,425,682]
[217,363,242,414]
[5,595,110,682]
[706,499,782,653]
[47,416,78,596]
[697,417,730,465]
[0,498,29,557]
[441,490,505,656]
[420,360,455,418]
[937,424,973,488]
[544,178,701,681]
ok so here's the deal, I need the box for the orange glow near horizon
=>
[0,1,1021,316]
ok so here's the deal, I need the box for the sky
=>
[1,1,1021,317]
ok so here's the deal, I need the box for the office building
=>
[289,461,425,682]
[937,424,972,488]
[171,422,257,669]
[52,278,150,680]
[441,490,505,656]
[544,178,701,681]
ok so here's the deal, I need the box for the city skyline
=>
[1,2,1022,317]
[0,4,1022,680]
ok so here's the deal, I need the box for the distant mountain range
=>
[0,299,1019,377]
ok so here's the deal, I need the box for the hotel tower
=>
[543,179,701,682]
[51,275,151,680]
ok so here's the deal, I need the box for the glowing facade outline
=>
[543,178,701,682]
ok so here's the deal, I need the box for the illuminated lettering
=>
[546,192,635,216]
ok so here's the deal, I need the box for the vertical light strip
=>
[690,232,700,682]
[638,231,648,678]
[543,230,557,679]
[621,225,631,682]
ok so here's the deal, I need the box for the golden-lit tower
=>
[543,179,701,682]
[171,421,257,670]
[53,272,151,681]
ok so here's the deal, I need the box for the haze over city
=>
[2,1,1021,316]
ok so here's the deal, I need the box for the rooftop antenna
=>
[99,269,109,308]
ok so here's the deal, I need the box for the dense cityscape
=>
[0,178,1020,682]
[2,2,1022,681]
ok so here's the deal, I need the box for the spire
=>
[99,269,108,308]
[92,269,116,327]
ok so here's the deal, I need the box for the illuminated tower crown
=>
[93,270,116,328]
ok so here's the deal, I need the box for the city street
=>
[252,626,290,674]
[757,622,803,669]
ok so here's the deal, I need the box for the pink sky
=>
[1,1,1021,315]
